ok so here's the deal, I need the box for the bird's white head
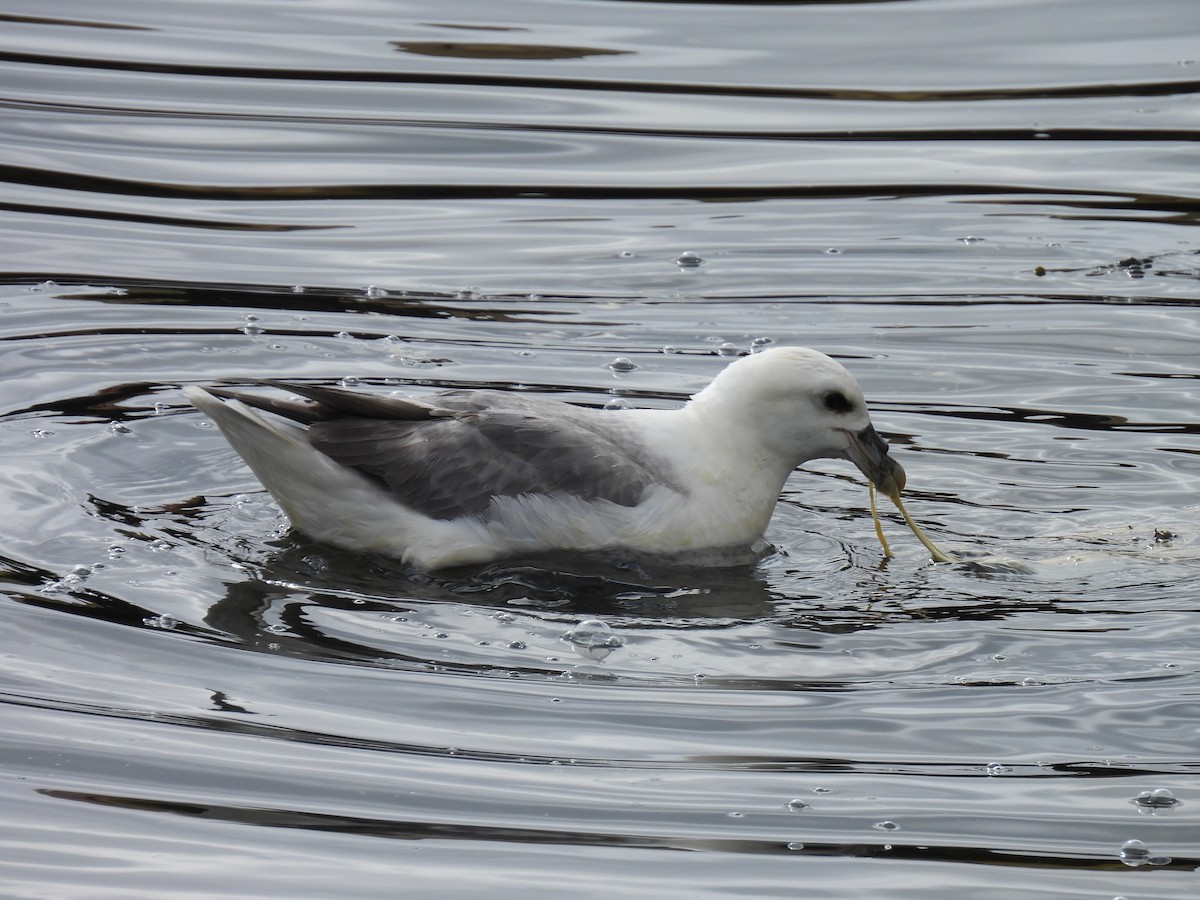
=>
[690,346,905,493]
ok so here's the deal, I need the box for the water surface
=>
[1,0,1198,896]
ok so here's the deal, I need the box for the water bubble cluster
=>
[41,564,101,595]
[562,619,624,661]
[1132,788,1180,809]
[751,336,773,353]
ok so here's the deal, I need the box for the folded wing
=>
[212,384,677,520]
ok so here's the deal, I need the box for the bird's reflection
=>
[201,538,788,670]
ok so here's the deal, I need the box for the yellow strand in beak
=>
[869,482,956,564]
[868,481,893,558]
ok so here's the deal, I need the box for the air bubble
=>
[985,762,1011,776]
[1118,839,1150,866]
[1133,788,1180,809]
[604,398,632,411]
[364,284,387,299]
[507,640,526,650]
[562,620,624,661]
[339,376,361,387]
[676,251,704,268]
[143,614,179,630]
[108,422,132,435]
[240,324,264,336]
[716,342,739,357]
[608,357,637,372]
[958,236,985,244]
[301,554,328,574]
[874,821,900,831]
[786,799,810,811]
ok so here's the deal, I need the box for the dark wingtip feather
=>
[204,385,333,424]
[263,381,446,421]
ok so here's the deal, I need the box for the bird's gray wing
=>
[305,392,677,520]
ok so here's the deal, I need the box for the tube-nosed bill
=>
[843,424,906,501]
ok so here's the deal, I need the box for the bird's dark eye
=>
[822,390,854,414]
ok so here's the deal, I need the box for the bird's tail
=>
[183,386,383,537]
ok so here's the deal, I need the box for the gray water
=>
[1,0,1198,896]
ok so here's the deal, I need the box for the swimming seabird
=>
[184,346,905,570]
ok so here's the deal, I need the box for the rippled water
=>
[2,0,1199,895]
